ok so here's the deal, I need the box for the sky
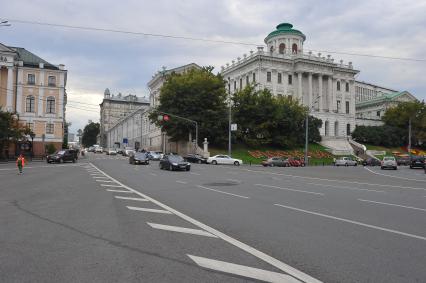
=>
[1,0,425,135]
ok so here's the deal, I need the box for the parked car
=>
[396,156,411,166]
[207,155,242,166]
[46,150,77,163]
[159,154,190,171]
[88,146,95,152]
[129,152,149,165]
[122,147,135,157]
[381,156,397,170]
[335,157,358,166]
[184,154,207,164]
[409,156,425,169]
[287,157,305,167]
[362,157,381,166]
[147,151,162,161]
[106,148,117,155]
[94,147,103,154]
[262,157,290,167]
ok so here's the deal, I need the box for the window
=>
[288,74,292,85]
[292,43,298,54]
[252,73,256,82]
[234,81,236,91]
[46,97,55,114]
[246,76,249,85]
[26,96,35,112]
[28,74,35,85]
[377,111,381,117]
[46,123,54,134]
[337,100,341,112]
[279,43,286,54]
[277,73,282,84]
[346,124,351,136]
[26,122,34,131]
[48,76,56,87]
[267,72,271,82]
[345,82,349,92]
[228,83,230,93]
[270,46,274,53]
[346,101,350,114]
[240,78,242,89]
[337,81,341,91]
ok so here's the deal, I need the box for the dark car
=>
[261,157,290,167]
[362,158,381,166]
[159,155,191,171]
[410,156,425,169]
[46,150,77,163]
[396,156,410,166]
[184,154,207,164]
[129,152,149,165]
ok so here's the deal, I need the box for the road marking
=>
[255,184,324,196]
[358,199,426,212]
[190,172,201,176]
[272,177,282,181]
[95,179,114,182]
[226,179,242,183]
[106,189,133,193]
[92,176,109,179]
[147,223,218,238]
[90,163,321,283]
[114,196,148,201]
[196,185,250,199]
[176,180,188,184]
[0,164,83,171]
[126,206,173,214]
[100,184,123,187]
[90,173,102,176]
[274,203,426,241]
[149,173,157,176]
[364,167,425,182]
[304,182,385,193]
[188,255,301,283]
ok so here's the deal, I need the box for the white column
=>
[328,76,333,112]
[6,67,14,111]
[38,88,45,116]
[318,74,323,112]
[283,72,288,95]
[297,72,303,102]
[16,68,24,114]
[58,72,65,118]
[308,72,313,107]
[350,80,356,115]
[333,79,337,113]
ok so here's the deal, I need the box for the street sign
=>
[123,138,128,144]
[231,123,237,131]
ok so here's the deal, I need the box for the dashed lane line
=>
[106,189,133,193]
[196,185,250,199]
[358,199,426,212]
[100,184,123,187]
[364,167,426,182]
[190,172,201,176]
[126,206,173,214]
[95,179,114,183]
[176,180,188,184]
[255,184,324,196]
[92,176,110,179]
[114,196,148,201]
[274,203,426,241]
[303,182,386,193]
[188,255,302,283]
[89,162,321,283]
[147,223,218,238]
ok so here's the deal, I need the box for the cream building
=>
[0,43,67,156]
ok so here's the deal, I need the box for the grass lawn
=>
[364,144,407,156]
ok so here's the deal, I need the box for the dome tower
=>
[264,23,306,55]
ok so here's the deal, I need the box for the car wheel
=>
[212,160,217,165]
[186,167,190,171]
[169,164,173,171]
[159,163,163,170]
[197,160,202,164]
[394,167,397,170]
[270,163,274,167]
[381,166,384,170]
[59,158,63,164]
[345,163,348,167]
[234,161,240,166]
[72,159,76,163]
[354,163,357,166]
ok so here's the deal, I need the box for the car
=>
[185,154,207,164]
[409,156,425,169]
[115,148,124,154]
[261,157,289,167]
[362,158,381,166]
[381,156,397,170]
[147,151,162,160]
[396,156,411,166]
[159,154,190,171]
[94,147,103,154]
[122,147,135,157]
[207,155,242,166]
[46,150,77,163]
[106,148,117,155]
[335,157,358,166]
[287,157,304,167]
[88,146,95,152]
[129,152,149,165]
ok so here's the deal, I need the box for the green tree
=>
[81,122,100,147]
[0,107,32,158]
[149,67,228,146]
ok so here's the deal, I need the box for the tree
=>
[0,107,32,158]
[149,67,228,146]
[81,122,100,147]
[62,122,71,149]
[352,125,406,147]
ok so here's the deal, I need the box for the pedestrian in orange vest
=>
[16,154,25,174]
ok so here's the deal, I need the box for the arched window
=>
[46,96,55,114]
[26,95,35,112]
[279,43,286,54]
[270,46,274,53]
[292,43,298,54]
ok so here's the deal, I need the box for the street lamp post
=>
[304,96,321,167]
[30,132,35,160]
[228,97,232,156]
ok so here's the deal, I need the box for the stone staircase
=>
[320,137,354,156]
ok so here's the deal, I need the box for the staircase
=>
[320,137,354,156]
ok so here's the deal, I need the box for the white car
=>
[381,156,397,170]
[334,156,357,166]
[207,155,243,166]
[106,148,117,155]
[94,147,103,153]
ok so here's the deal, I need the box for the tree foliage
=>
[81,122,100,147]
[0,107,32,158]
[352,125,406,147]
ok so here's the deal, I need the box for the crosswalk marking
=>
[106,189,133,193]
[126,206,172,214]
[114,196,148,201]
[100,184,123,187]
[188,255,302,283]
[95,179,114,182]
[147,223,218,238]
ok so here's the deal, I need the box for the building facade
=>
[0,43,67,156]
[99,89,149,147]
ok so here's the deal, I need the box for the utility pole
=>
[228,98,232,157]
[408,117,412,158]
[304,114,309,166]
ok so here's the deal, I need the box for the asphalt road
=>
[1,153,425,283]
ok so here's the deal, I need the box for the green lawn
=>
[364,144,407,156]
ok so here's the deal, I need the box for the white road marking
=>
[364,167,425,182]
[358,199,426,212]
[90,163,321,283]
[190,172,201,176]
[114,196,148,201]
[126,206,173,214]
[106,189,133,193]
[95,179,114,182]
[90,173,102,176]
[255,184,324,196]
[92,176,109,179]
[147,223,218,238]
[196,185,250,199]
[149,173,157,176]
[274,203,426,241]
[0,164,82,171]
[100,184,123,187]
[188,255,301,283]
[176,180,188,184]
[304,182,385,193]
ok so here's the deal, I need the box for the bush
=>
[45,143,57,154]
[352,125,406,147]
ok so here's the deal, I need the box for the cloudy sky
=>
[1,0,425,134]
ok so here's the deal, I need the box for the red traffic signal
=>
[163,115,170,121]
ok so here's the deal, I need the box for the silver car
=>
[335,157,358,166]
[381,156,397,170]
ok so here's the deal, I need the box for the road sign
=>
[231,123,237,131]
[123,138,128,144]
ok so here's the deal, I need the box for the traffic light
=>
[163,115,169,121]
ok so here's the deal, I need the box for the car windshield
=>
[135,153,147,158]
[56,150,65,155]
[383,157,395,161]
[169,156,184,162]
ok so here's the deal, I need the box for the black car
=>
[396,156,410,166]
[46,150,77,163]
[184,154,207,164]
[410,156,425,169]
[159,155,191,171]
[362,158,381,166]
[129,152,149,165]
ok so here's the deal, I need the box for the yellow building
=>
[0,43,67,156]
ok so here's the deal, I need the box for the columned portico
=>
[328,76,333,112]
[297,72,302,101]
[318,74,323,112]
[6,66,13,111]
[308,72,313,106]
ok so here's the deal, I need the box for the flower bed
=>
[248,150,332,159]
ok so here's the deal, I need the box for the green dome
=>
[264,23,306,43]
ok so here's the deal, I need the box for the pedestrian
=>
[16,154,25,174]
